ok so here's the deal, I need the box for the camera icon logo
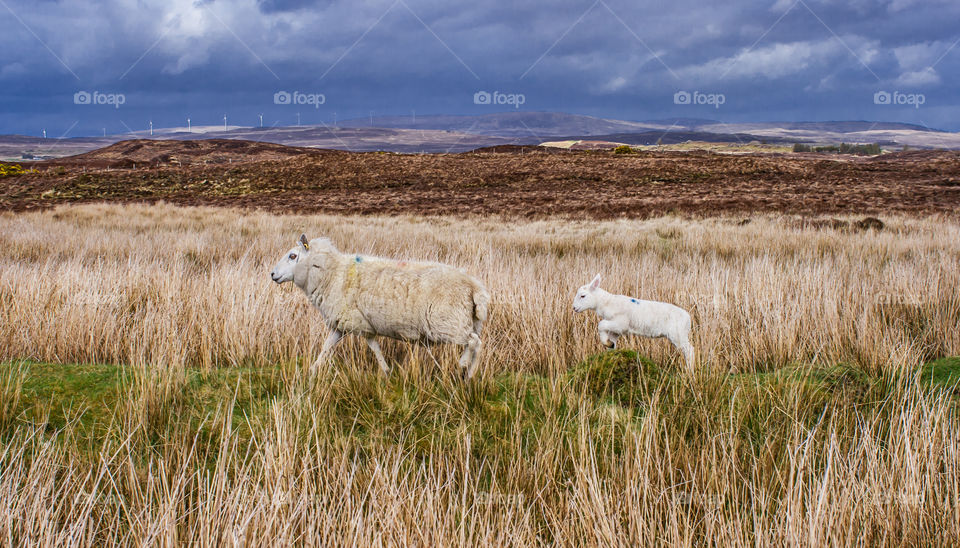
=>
[74,91,91,105]
[673,91,691,105]
[473,91,491,105]
[274,91,292,105]
[874,91,891,105]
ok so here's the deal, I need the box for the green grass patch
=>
[3,355,957,472]
[7,361,128,435]
[920,356,960,392]
[0,360,285,445]
[563,349,666,407]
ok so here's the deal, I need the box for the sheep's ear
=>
[589,273,602,290]
[298,233,310,250]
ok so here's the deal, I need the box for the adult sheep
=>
[270,234,490,379]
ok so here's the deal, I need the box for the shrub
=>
[564,349,664,407]
[810,143,882,155]
[839,142,882,155]
[613,145,634,154]
[0,162,26,177]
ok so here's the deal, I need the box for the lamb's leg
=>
[669,334,695,373]
[598,321,619,349]
[459,333,482,380]
[364,336,391,376]
[311,329,343,375]
[598,330,615,349]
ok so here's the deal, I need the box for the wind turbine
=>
[187,117,191,132]
[149,120,153,136]
[42,129,46,139]
[259,113,263,128]
[223,114,227,131]
[296,112,301,126]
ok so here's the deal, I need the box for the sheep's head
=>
[270,233,310,284]
[573,273,602,313]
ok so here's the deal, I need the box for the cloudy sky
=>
[1,0,958,136]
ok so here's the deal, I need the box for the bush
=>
[0,162,26,177]
[613,145,634,154]
[564,349,665,407]
[839,142,882,155]
[807,143,882,155]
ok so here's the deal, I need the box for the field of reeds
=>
[1,202,959,545]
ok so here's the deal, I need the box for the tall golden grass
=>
[1,203,959,545]
[2,203,957,374]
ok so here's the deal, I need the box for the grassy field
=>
[1,203,959,545]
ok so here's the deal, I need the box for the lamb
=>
[573,274,695,371]
[270,234,490,379]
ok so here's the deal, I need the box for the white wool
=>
[271,234,489,378]
[573,274,695,371]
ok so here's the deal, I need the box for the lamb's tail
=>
[471,283,490,335]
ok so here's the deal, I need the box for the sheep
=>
[270,234,490,379]
[573,274,695,371]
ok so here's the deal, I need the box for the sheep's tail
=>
[471,283,490,335]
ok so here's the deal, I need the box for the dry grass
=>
[1,203,959,545]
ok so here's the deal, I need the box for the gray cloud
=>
[1,0,957,136]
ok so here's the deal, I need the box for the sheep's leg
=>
[311,329,343,375]
[364,336,392,376]
[683,344,695,372]
[459,333,482,380]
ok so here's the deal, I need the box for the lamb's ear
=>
[589,273,602,290]
[298,233,310,251]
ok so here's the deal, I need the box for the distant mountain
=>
[2,113,959,160]
[0,127,524,160]
[339,113,948,137]
[562,131,796,146]
[706,120,943,133]
[338,112,665,137]
[638,118,721,129]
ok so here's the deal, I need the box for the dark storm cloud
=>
[1,0,957,136]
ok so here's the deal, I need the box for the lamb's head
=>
[270,233,310,284]
[573,273,603,313]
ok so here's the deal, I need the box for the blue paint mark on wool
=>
[355,256,363,263]
[630,298,639,304]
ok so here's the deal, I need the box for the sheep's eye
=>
[289,253,297,260]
